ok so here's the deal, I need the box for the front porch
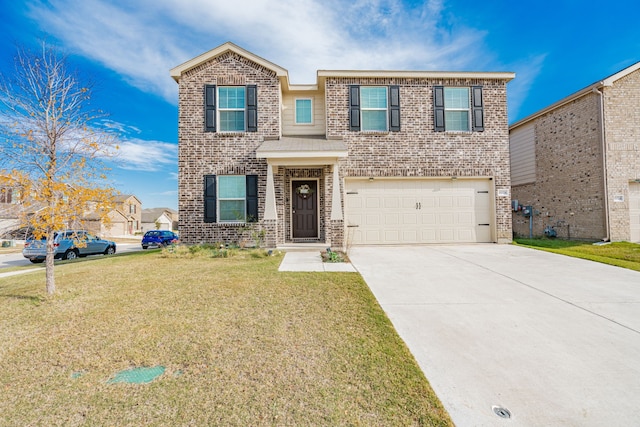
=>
[256,136,348,249]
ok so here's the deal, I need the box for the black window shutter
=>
[389,85,401,132]
[471,86,484,131]
[349,85,360,131]
[246,175,258,222]
[246,85,258,132]
[433,86,445,132]
[204,175,217,223]
[205,85,216,132]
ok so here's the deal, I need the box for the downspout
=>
[593,86,610,242]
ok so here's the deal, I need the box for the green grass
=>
[514,238,640,272]
[0,250,452,426]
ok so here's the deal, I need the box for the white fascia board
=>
[317,70,515,81]
[256,151,348,159]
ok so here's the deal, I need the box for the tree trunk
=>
[45,234,56,295]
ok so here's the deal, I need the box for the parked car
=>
[22,230,117,263]
[141,230,179,249]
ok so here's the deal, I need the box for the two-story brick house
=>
[510,62,640,242]
[171,42,514,248]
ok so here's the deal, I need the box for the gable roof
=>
[141,207,177,223]
[511,61,640,130]
[170,41,290,86]
[171,42,515,93]
[114,194,142,205]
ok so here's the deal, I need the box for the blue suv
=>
[22,230,117,263]
[141,230,179,249]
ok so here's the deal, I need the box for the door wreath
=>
[295,184,315,199]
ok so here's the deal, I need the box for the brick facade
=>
[326,77,513,243]
[174,43,514,247]
[602,70,640,241]
[510,64,640,242]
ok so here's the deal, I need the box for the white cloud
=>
[27,0,500,103]
[113,138,178,171]
[101,119,142,135]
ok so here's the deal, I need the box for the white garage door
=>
[630,183,640,243]
[345,178,494,245]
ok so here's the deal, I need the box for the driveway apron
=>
[349,244,640,426]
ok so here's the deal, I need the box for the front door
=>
[292,180,318,239]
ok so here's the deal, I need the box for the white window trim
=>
[217,86,245,133]
[294,98,313,125]
[361,86,389,132]
[444,87,471,132]
[217,175,247,223]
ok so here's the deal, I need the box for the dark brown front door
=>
[292,180,318,238]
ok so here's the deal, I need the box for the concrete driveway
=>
[348,244,640,426]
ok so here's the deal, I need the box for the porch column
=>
[331,163,342,220]
[264,163,277,220]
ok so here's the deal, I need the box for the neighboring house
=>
[112,194,142,236]
[0,188,21,238]
[510,62,640,242]
[141,208,178,232]
[0,185,144,238]
[171,42,514,248]
[86,194,143,237]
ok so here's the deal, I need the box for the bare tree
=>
[0,41,117,295]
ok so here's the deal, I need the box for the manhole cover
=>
[492,406,512,419]
[107,366,165,384]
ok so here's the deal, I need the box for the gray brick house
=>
[510,62,640,242]
[171,42,515,248]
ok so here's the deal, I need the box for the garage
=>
[345,178,494,245]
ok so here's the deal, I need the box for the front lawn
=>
[514,238,640,272]
[0,250,452,426]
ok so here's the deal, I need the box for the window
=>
[204,175,258,223]
[349,85,400,132]
[295,99,312,124]
[204,85,257,132]
[361,87,388,131]
[218,87,245,132]
[0,188,12,204]
[218,175,246,221]
[444,87,470,131]
[434,86,484,132]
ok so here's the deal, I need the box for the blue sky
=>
[2,0,639,210]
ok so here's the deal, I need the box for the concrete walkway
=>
[278,251,356,272]
[349,244,640,427]
[0,268,41,278]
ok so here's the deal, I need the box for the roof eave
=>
[511,60,640,130]
[317,70,515,81]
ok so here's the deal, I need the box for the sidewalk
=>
[278,251,357,272]
[0,269,41,278]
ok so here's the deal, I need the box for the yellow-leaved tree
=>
[0,42,118,295]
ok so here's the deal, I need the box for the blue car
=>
[141,230,179,249]
[22,230,117,263]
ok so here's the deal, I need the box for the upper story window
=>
[204,84,257,133]
[434,86,484,132]
[218,87,246,132]
[0,188,13,204]
[444,87,470,131]
[295,99,312,124]
[349,85,400,132]
[361,87,388,131]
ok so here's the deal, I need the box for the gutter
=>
[593,86,611,242]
